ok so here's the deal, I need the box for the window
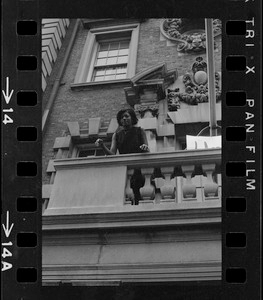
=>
[93,39,130,82]
[73,23,140,86]
[73,143,111,158]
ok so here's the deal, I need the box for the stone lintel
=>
[82,19,141,29]
[88,117,101,137]
[46,160,55,173]
[67,122,80,137]
[53,136,71,149]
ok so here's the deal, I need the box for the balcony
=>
[43,148,221,226]
[42,148,221,285]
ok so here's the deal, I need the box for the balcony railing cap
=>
[53,148,221,170]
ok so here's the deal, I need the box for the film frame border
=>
[1,0,261,299]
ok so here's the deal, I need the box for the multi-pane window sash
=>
[92,39,130,82]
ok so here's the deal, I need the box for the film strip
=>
[1,0,261,299]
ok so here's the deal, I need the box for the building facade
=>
[42,18,222,287]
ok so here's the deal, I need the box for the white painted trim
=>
[127,24,139,77]
[74,31,95,83]
[74,23,140,84]
[86,41,98,82]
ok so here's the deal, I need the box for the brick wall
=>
[42,19,70,91]
[137,19,221,75]
[42,18,222,184]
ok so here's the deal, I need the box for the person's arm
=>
[109,133,117,154]
[95,133,117,155]
[139,128,150,152]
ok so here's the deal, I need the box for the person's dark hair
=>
[116,109,138,126]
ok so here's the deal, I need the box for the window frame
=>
[91,38,131,82]
[72,142,111,158]
[73,23,140,86]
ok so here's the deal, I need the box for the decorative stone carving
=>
[192,56,208,74]
[161,19,221,53]
[167,88,181,111]
[166,57,221,110]
[124,63,177,111]
[135,104,159,118]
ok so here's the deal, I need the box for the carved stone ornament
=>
[134,104,159,118]
[124,63,177,108]
[167,88,181,111]
[161,19,222,53]
[166,57,221,110]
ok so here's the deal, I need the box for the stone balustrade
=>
[43,148,221,216]
[42,149,221,284]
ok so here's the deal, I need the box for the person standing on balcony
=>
[95,108,149,205]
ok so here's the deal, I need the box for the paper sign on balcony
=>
[186,135,221,150]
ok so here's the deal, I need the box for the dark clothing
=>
[115,126,146,204]
[116,127,145,154]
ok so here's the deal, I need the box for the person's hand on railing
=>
[140,144,150,152]
[95,138,104,148]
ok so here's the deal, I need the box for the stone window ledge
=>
[70,79,131,91]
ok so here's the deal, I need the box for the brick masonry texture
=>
[42,19,222,184]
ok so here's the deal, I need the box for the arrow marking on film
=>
[2,211,14,238]
[2,77,14,105]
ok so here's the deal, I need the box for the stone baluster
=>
[181,165,196,198]
[160,167,175,199]
[125,169,134,203]
[202,163,218,197]
[140,168,155,200]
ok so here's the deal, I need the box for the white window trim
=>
[73,23,140,85]
[72,142,111,158]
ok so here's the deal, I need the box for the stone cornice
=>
[131,63,167,83]
[82,19,143,29]
[71,79,131,91]
[43,203,221,230]
[43,223,221,246]
[124,63,177,106]
[42,261,221,285]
